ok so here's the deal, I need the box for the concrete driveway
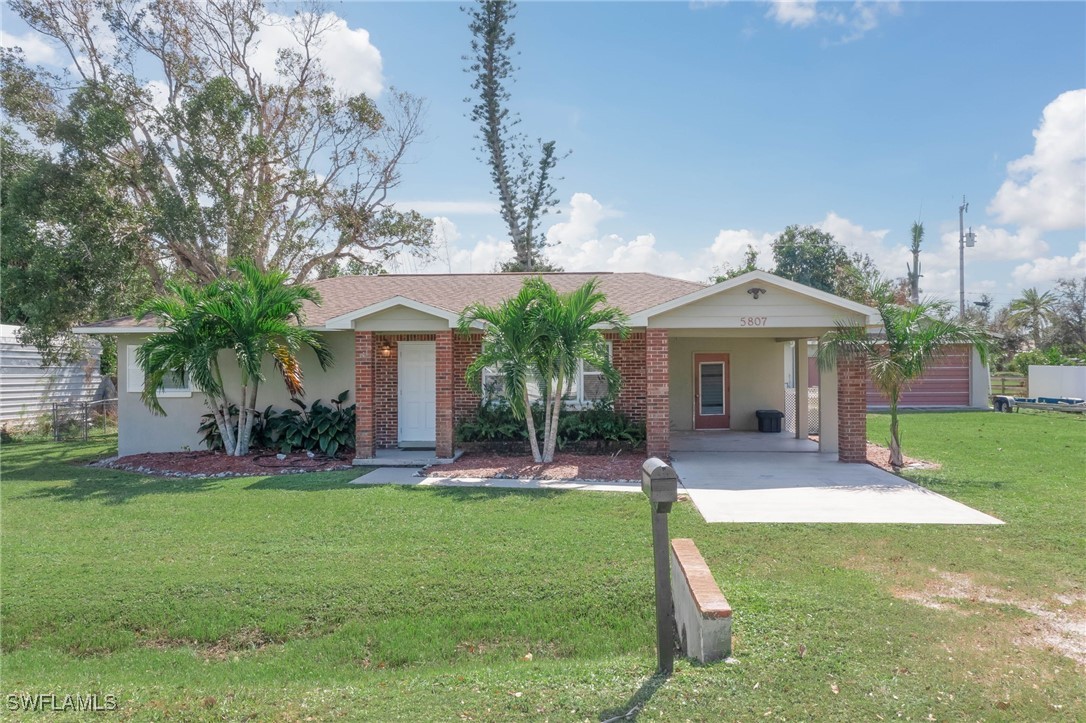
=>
[670,433,1002,525]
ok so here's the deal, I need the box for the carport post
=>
[642,458,679,674]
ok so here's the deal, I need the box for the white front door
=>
[398,341,436,447]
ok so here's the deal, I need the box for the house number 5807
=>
[740,316,767,327]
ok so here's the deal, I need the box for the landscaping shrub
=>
[456,399,644,452]
[199,390,355,457]
[262,391,355,458]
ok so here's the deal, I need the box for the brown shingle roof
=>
[76,272,706,331]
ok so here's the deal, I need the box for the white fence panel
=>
[1027,365,1086,400]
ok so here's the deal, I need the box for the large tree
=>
[1008,287,1058,349]
[770,225,878,301]
[464,0,563,272]
[2,0,432,351]
[820,277,989,469]
[1046,278,1085,356]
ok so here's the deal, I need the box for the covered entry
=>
[627,271,879,461]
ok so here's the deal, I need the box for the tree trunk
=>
[542,371,564,463]
[888,390,903,470]
[523,386,543,463]
[207,397,236,453]
[233,381,249,457]
[238,381,260,456]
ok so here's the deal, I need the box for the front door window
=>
[693,353,731,429]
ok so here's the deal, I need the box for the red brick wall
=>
[453,333,483,427]
[369,334,436,447]
[646,329,670,459]
[435,331,454,458]
[354,331,376,458]
[837,355,868,463]
[610,332,646,423]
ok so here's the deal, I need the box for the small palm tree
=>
[819,277,989,470]
[528,278,628,462]
[458,277,628,463]
[1008,287,1057,349]
[201,260,332,455]
[459,282,548,463]
[137,260,332,456]
[137,281,237,452]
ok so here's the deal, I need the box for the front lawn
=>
[2,411,1083,720]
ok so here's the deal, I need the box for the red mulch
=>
[424,451,645,482]
[100,450,354,477]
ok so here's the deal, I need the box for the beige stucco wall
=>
[650,283,869,331]
[668,336,786,432]
[352,305,451,332]
[117,331,355,456]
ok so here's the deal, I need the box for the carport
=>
[669,436,1002,524]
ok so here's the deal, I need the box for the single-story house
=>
[75,270,884,463]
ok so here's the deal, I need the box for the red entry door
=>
[693,353,730,429]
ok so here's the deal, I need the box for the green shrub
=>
[262,391,355,458]
[456,399,644,448]
[198,390,354,457]
[1009,347,1083,375]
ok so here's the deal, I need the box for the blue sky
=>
[3,1,1084,307]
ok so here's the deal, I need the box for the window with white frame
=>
[481,342,611,407]
[126,344,193,396]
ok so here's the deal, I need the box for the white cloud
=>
[988,89,1086,232]
[766,0,818,28]
[935,225,1049,263]
[765,0,901,42]
[0,30,60,65]
[252,12,383,97]
[1011,242,1086,287]
[398,200,500,216]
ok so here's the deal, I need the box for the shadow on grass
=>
[598,671,669,722]
[17,473,222,505]
[244,472,364,492]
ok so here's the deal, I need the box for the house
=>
[74,270,882,462]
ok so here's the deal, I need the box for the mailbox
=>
[641,456,679,674]
[642,457,678,513]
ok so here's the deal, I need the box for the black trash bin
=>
[755,409,784,433]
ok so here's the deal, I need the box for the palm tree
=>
[528,278,628,462]
[819,276,989,470]
[137,260,332,456]
[201,261,332,455]
[137,281,237,453]
[459,282,548,463]
[458,277,628,463]
[1008,287,1057,349]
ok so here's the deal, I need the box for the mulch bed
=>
[865,442,940,472]
[94,450,355,478]
[423,451,645,482]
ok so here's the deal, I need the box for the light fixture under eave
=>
[747,287,767,300]
[380,340,392,357]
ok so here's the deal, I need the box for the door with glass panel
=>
[693,353,730,429]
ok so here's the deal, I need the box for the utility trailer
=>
[992,395,1086,414]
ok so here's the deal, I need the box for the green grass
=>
[2,411,1084,721]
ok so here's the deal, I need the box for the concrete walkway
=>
[670,450,1003,525]
[349,466,642,494]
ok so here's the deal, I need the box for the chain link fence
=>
[52,398,118,442]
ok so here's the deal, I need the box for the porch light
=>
[380,340,392,357]
[747,287,766,300]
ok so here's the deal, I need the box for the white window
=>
[482,342,612,408]
[126,344,193,397]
